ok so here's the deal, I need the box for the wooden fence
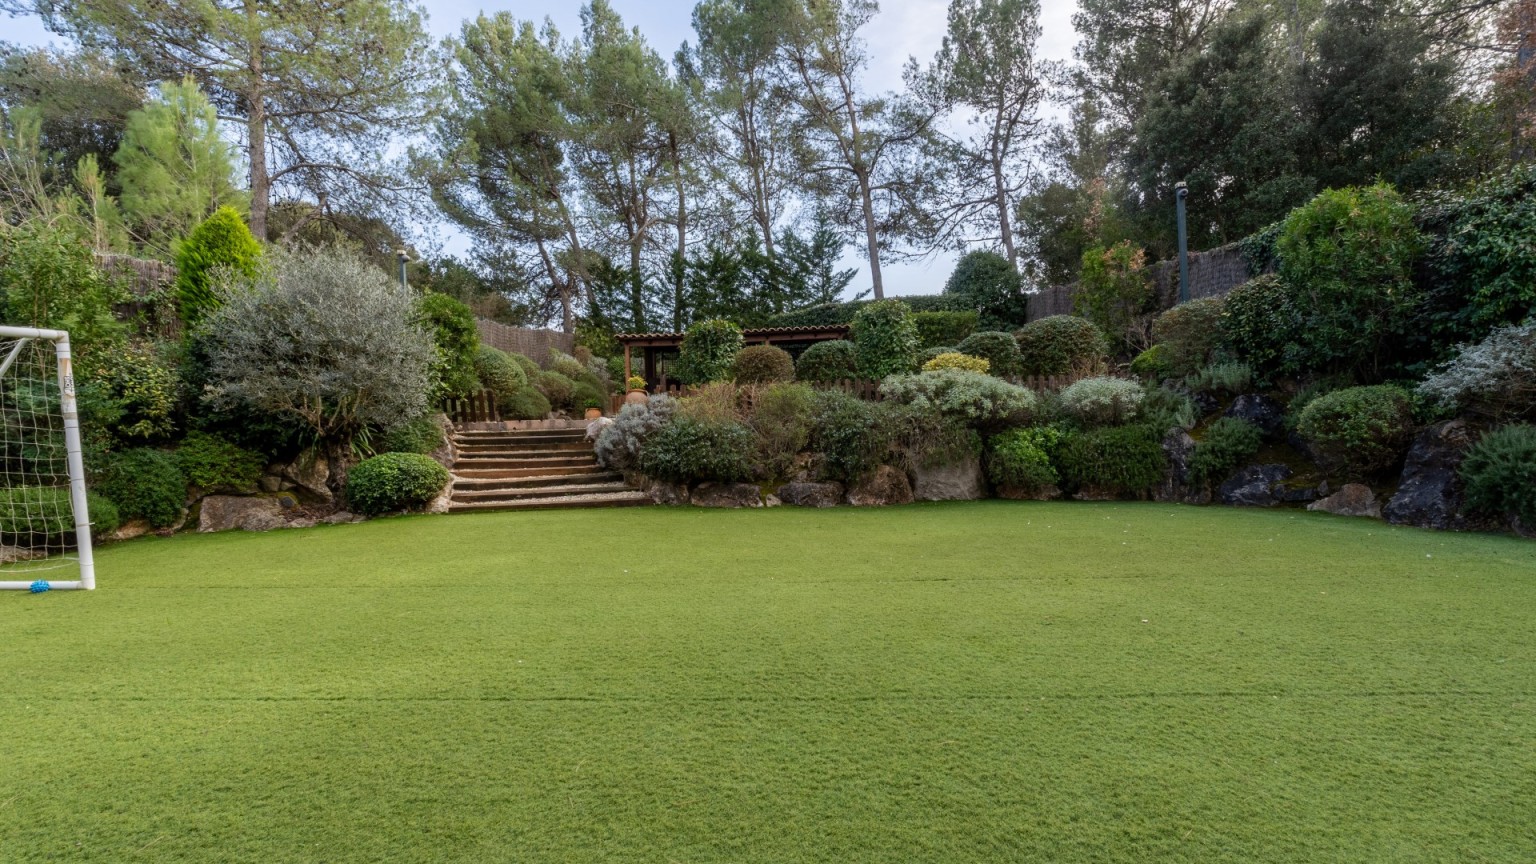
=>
[445,390,500,425]
[477,319,575,359]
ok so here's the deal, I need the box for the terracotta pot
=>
[584,407,603,420]
[624,389,649,406]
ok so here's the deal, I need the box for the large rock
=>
[1224,394,1286,439]
[585,417,613,441]
[109,518,152,542]
[912,457,983,501]
[1218,464,1292,507]
[690,482,764,508]
[199,496,286,532]
[1308,483,1382,519]
[996,483,1060,501]
[776,481,845,508]
[273,453,332,505]
[1155,429,1209,505]
[846,465,914,507]
[1384,420,1487,531]
[646,479,690,505]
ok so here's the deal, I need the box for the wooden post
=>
[623,344,632,384]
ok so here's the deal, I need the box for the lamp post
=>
[396,248,411,294]
[1175,182,1190,305]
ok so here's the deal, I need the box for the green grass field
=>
[4,501,1534,862]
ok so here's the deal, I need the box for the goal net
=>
[0,327,95,591]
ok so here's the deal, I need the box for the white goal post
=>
[0,326,95,591]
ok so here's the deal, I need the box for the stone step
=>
[454,441,593,455]
[453,465,609,480]
[453,430,588,443]
[452,471,622,491]
[453,455,597,471]
[451,481,634,503]
[447,491,653,513]
[453,447,595,461]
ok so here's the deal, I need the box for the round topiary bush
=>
[1129,344,1173,382]
[96,448,186,528]
[850,299,920,380]
[1296,385,1414,477]
[500,387,551,420]
[1057,376,1146,427]
[1014,316,1108,377]
[732,345,795,384]
[922,352,990,374]
[796,340,859,383]
[532,371,576,412]
[345,452,450,516]
[674,319,744,384]
[637,416,755,483]
[507,352,540,379]
[1459,424,1536,527]
[1219,274,1303,382]
[1151,297,1225,376]
[954,331,1023,378]
[572,381,606,411]
[474,346,527,395]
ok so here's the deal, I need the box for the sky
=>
[4,0,1083,299]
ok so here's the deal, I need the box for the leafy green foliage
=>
[96,447,185,528]
[809,390,897,483]
[1129,344,1173,382]
[532,371,576,413]
[766,294,968,328]
[1297,385,1414,477]
[76,340,178,442]
[923,352,990,374]
[173,205,260,330]
[345,452,449,516]
[415,292,481,400]
[674,319,744,385]
[1417,165,1536,346]
[1075,241,1151,350]
[507,352,540,379]
[1151,297,1224,377]
[0,221,125,353]
[732,345,795,384]
[378,415,444,456]
[572,381,606,411]
[1055,425,1167,498]
[175,431,265,490]
[1276,185,1424,378]
[912,311,978,349]
[985,426,1062,493]
[1459,424,1536,526]
[794,340,859,383]
[1219,274,1303,383]
[1057,377,1145,427]
[879,369,1037,434]
[1418,321,1536,421]
[638,416,755,483]
[850,299,920,380]
[1015,316,1108,376]
[0,486,118,545]
[1139,385,1198,433]
[748,382,814,481]
[473,346,527,395]
[942,250,1028,329]
[1184,361,1253,398]
[1189,417,1263,488]
[954,331,1023,378]
[500,387,551,421]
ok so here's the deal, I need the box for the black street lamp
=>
[1175,182,1190,305]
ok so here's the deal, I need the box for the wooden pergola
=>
[616,324,850,389]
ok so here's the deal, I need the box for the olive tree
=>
[200,248,435,459]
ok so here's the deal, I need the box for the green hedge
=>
[176,431,266,490]
[1056,425,1166,498]
[96,448,186,528]
[1015,316,1108,377]
[1296,385,1414,477]
[913,311,978,349]
[0,487,119,545]
[733,345,795,384]
[795,340,859,383]
[346,452,449,516]
[1459,424,1536,527]
[766,295,969,328]
[850,300,920,380]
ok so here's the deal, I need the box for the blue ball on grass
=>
[29,579,49,593]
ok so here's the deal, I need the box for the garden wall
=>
[1026,243,1255,323]
[476,319,575,359]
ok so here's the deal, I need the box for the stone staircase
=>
[447,426,651,513]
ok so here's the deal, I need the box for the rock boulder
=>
[1384,420,1485,531]
[1224,394,1286,439]
[1218,464,1292,507]
[199,496,286,532]
[645,480,690,506]
[776,481,846,508]
[912,457,984,501]
[690,482,764,508]
[1155,429,1208,505]
[1308,483,1382,519]
[846,465,914,507]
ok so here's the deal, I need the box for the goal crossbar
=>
[0,325,95,590]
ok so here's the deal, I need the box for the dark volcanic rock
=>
[1218,464,1292,507]
[1384,420,1486,531]
[1224,394,1286,439]
[1155,429,1209,505]
[690,482,764,508]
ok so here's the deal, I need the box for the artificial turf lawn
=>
[3,501,1534,862]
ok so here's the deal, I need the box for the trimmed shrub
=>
[345,452,449,516]
[850,299,920,379]
[1015,316,1108,376]
[96,448,186,528]
[174,205,261,330]
[379,415,444,455]
[955,331,1023,378]
[76,340,179,442]
[572,381,606,411]
[1418,165,1536,343]
[546,349,587,379]
[674,319,744,384]
[176,431,265,489]
[985,427,1062,493]
[0,487,119,545]
[1055,425,1167,498]
[1151,297,1225,376]
[1219,274,1303,382]
[766,294,968,328]
[1129,344,1173,382]
[1418,321,1536,420]
[1188,417,1263,488]
[637,416,755,483]
[1185,361,1254,398]
[923,352,990,374]
[532,371,576,412]
[1459,424,1536,526]
[748,382,814,481]
[1057,377,1145,427]
[474,346,527,395]
[796,340,859,382]
[943,250,1028,329]
[732,345,795,384]
[415,292,481,400]
[501,387,551,420]
[921,346,957,365]
[1296,385,1414,477]
[595,395,677,472]
[913,310,978,349]
[809,390,897,482]
[507,352,540,379]
[879,369,1037,434]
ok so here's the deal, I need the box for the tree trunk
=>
[992,147,1016,267]
[858,171,884,299]
[245,0,269,241]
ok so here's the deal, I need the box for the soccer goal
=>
[0,326,95,591]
